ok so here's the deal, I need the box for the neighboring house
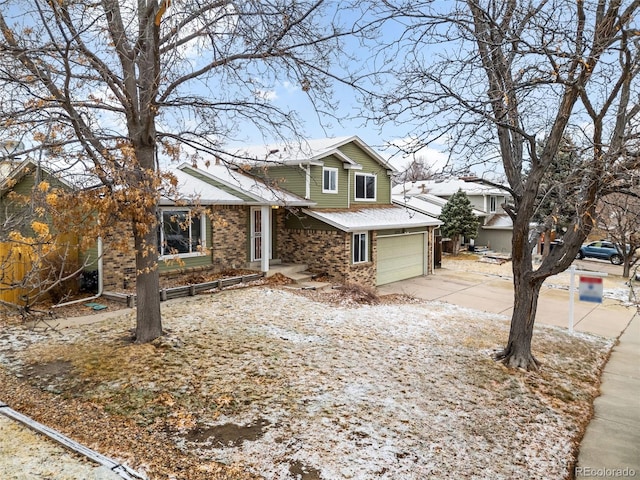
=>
[106,136,442,289]
[392,177,513,253]
[0,158,97,304]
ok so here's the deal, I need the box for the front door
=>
[250,207,262,261]
[250,207,274,262]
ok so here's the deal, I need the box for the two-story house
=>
[392,177,513,253]
[102,136,441,289]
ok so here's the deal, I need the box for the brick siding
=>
[210,205,248,270]
[280,227,377,287]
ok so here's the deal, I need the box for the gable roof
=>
[225,136,396,172]
[393,178,509,197]
[392,193,487,218]
[482,213,513,230]
[302,206,441,232]
[176,164,314,207]
[0,158,74,196]
[160,168,245,206]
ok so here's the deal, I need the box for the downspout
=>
[53,236,103,308]
[347,169,351,208]
[299,163,310,199]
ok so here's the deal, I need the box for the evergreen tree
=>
[440,189,480,255]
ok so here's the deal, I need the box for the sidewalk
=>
[379,267,639,479]
[575,315,640,479]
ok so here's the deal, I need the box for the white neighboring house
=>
[392,177,513,253]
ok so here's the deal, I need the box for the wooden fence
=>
[0,242,32,304]
[0,235,79,306]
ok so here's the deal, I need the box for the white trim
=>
[354,172,376,201]
[250,207,262,262]
[489,195,497,213]
[260,205,270,272]
[352,231,369,264]
[322,167,338,193]
[158,207,207,259]
[376,231,427,239]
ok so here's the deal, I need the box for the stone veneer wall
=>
[280,228,377,287]
[210,205,249,270]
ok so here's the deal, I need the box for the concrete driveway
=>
[377,267,636,339]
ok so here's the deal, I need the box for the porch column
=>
[261,205,270,273]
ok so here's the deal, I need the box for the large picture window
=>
[353,232,368,263]
[355,173,376,201]
[323,167,338,193]
[158,209,205,257]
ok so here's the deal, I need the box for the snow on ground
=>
[0,284,613,480]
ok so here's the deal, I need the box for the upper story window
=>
[323,167,338,193]
[489,195,498,213]
[158,209,206,257]
[355,173,376,201]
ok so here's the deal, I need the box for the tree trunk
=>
[451,234,460,256]
[495,275,543,370]
[130,139,163,343]
[496,212,543,371]
[133,216,163,343]
[623,260,631,279]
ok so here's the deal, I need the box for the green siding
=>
[285,211,338,231]
[0,169,69,238]
[81,240,100,271]
[308,155,350,208]
[337,143,392,205]
[251,165,307,199]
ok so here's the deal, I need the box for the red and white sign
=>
[579,276,603,303]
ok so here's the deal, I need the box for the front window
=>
[323,167,338,193]
[355,173,376,201]
[158,209,205,257]
[353,232,368,263]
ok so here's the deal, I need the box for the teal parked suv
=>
[577,241,625,265]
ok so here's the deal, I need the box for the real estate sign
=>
[579,276,604,303]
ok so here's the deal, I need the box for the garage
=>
[376,233,426,285]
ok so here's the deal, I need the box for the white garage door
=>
[377,233,425,285]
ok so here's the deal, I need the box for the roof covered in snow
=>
[482,213,513,230]
[392,193,487,218]
[223,136,396,172]
[176,164,314,207]
[302,206,441,232]
[392,178,509,197]
[159,168,245,206]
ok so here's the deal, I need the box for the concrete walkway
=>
[379,268,639,479]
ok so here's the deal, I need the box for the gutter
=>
[53,236,104,308]
[0,402,144,480]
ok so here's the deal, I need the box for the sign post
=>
[568,266,607,332]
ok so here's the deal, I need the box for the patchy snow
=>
[0,285,612,480]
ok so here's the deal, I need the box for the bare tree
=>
[393,156,434,185]
[0,1,361,342]
[597,192,640,278]
[362,0,640,369]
